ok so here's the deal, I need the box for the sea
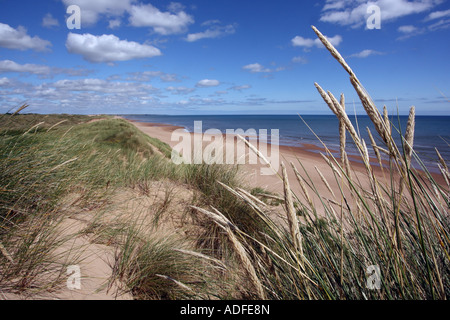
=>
[122,114,450,173]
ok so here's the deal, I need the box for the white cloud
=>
[166,86,195,95]
[229,84,251,91]
[186,22,236,42]
[0,77,10,86]
[128,3,194,35]
[323,0,346,11]
[0,59,92,78]
[424,9,450,31]
[291,36,315,47]
[160,73,181,82]
[187,96,227,106]
[348,49,384,58]
[396,7,450,39]
[425,8,450,20]
[66,33,161,63]
[214,90,229,95]
[167,2,186,12]
[320,0,442,28]
[126,71,180,82]
[242,63,272,73]
[292,56,308,64]
[50,78,158,94]
[202,20,221,27]
[61,0,195,35]
[398,25,418,33]
[428,18,450,30]
[0,23,51,51]
[62,0,134,25]
[291,34,342,48]
[0,76,170,114]
[196,79,220,87]
[108,19,121,29]
[0,60,51,75]
[42,13,59,28]
[176,100,189,105]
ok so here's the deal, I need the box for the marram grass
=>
[200,26,449,300]
[0,25,448,299]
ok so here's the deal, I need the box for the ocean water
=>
[122,114,450,172]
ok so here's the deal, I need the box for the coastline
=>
[124,118,445,203]
[124,119,385,204]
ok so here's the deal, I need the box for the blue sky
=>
[0,0,449,115]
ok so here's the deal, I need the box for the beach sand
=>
[127,118,446,212]
[127,120,383,210]
[4,117,443,300]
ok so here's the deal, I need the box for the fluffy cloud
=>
[186,22,236,42]
[66,33,161,63]
[241,63,288,77]
[0,23,51,51]
[50,78,159,94]
[229,84,251,91]
[292,56,308,64]
[0,60,91,78]
[242,63,272,73]
[0,77,10,86]
[398,25,418,33]
[60,0,195,35]
[425,9,450,20]
[108,19,121,29]
[166,86,196,95]
[428,18,450,31]
[424,9,450,31]
[291,34,342,48]
[185,96,227,106]
[291,36,315,48]
[0,60,51,75]
[196,79,220,87]
[0,76,168,114]
[62,0,133,25]
[128,3,194,35]
[397,8,450,39]
[42,13,59,28]
[320,0,442,28]
[126,71,180,82]
[348,49,384,58]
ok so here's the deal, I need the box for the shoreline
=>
[126,119,387,171]
[124,118,445,199]
[124,119,381,200]
[122,116,445,173]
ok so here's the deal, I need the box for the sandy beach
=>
[126,118,447,212]
[2,0,448,301]
[126,119,383,209]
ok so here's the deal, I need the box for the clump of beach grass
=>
[195,25,449,300]
[0,114,255,299]
[1,27,449,300]
[108,226,218,300]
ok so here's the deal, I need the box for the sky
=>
[0,0,449,115]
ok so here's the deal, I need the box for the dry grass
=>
[0,25,448,300]
[191,25,450,300]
